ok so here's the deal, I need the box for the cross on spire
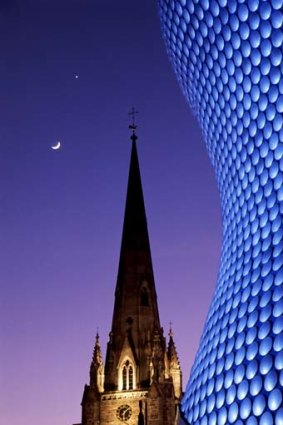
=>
[128,107,139,138]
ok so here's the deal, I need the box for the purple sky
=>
[0,1,221,424]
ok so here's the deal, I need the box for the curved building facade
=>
[159,0,283,424]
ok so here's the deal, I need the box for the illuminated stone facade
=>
[76,133,182,425]
[159,0,283,424]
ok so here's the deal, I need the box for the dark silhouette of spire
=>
[118,136,151,269]
[104,128,161,390]
[79,118,182,424]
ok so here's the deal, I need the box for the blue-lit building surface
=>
[159,0,283,424]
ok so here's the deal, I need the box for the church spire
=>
[78,118,182,425]
[104,124,161,391]
[116,130,157,280]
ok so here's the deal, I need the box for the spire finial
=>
[128,107,139,140]
[169,321,173,337]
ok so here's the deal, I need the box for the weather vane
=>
[128,107,139,136]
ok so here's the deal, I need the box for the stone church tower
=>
[76,126,182,425]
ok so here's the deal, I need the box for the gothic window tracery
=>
[120,359,135,390]
[128,365,133,389]
[122,365,127,390]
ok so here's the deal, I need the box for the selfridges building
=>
[159,0,283,424]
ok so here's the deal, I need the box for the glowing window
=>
[129,366,133,389]
[122,366,127,390]
[120,360,135,390]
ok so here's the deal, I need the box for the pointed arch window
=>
[119,359,136,390]
[129,365,133,389]
[122,365,127,390]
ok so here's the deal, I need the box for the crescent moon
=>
[51,141,61,150]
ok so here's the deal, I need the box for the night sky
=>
[1,1,221,424]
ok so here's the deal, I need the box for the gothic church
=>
[74,127,182,425]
